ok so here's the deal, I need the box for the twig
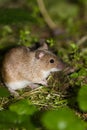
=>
[77,35,87,46]
[37,0,57,30]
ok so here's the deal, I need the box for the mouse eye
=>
[50,59,54,63]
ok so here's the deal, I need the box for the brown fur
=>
[2,44,64,92]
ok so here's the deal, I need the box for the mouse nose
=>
[57,61,65,70]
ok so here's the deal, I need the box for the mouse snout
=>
[57,61,65,70]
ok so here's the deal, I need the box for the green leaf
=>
[70,72,78,78]
[0,110,34,129]
[0,87,10,97]
[77,85,87,111]
[9,99,37,115]
[42,107,85,130]
[70,43,77,49]
[78,68,87,76]
[0,110,25,124]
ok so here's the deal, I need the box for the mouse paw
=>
[39,80,47,86]
[8,88,19,97]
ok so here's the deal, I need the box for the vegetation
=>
[0,0,87,129]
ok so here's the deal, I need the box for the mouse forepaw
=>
[39,80,47,86]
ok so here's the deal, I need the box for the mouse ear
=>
[38,43,48,50]
[35,50,45,59]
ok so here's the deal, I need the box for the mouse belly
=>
[5,80,31,90]
[5,80,40,96]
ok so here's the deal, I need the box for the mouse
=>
[1,43,64,96]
